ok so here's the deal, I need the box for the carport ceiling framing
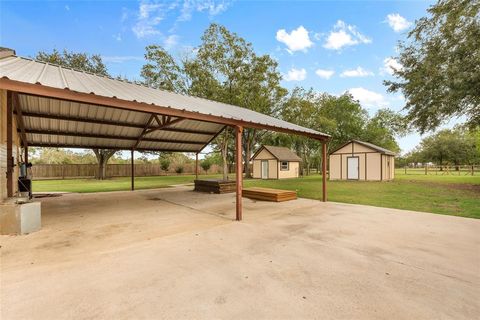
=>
[1,54,331,220]
[10,91,229,153]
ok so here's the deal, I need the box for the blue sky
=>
[1,0,442,154]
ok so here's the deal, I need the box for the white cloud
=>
[386,13,412,32]
[164,34,179,49]
[65,5,70,11]
[178,0,231,22]
[284,68,307,81]
[348,87,387,108]
[121,7,128,22]
[276,26,313,53]
[323,20,371,51]
[113,33,122,41]
[132,1,165,38]
[315,69,335,79]
[102,56,144,63]
[382,57,403,75]
[340,66,374,78]
[133,1,230,39]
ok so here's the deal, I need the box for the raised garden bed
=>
[194,179,236,194]
[242,187,297,202]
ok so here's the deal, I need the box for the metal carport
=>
[0,52,330,220]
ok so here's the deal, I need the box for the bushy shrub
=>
[200,159,212,174]
[175,166,184,174]
[160,159,170,173]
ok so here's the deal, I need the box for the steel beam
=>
[131,149,135,191]
[235,126,243,221]
[21,129,207,145]
[6,91,13,197]
[16,111,219,135]
[322,141,327,202]
[0,81,330,141]
[12,93,27,147]
[28,143,199,153]
[195,153,199,180]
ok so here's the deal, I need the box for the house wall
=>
[278,161,299,179]
[252,148,277,179]
[334,144,353,154]
[329,141,394,181]
[380,155,395,181]
[252,160,261,178]
[329,154,341,179]
[253,148,274,160]
[366,153,381,180]
[352,142,372,153]
[1,89,20,200]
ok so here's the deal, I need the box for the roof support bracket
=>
[133,114,186,149]
[12,92,28,147]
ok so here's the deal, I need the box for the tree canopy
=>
[385,0,480,133]
[401,127,480,166]
[34,23,407,175]
[35,49,109,76]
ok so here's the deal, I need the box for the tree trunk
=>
[243,129,254,179]
[93,149,116,180]
[219,131,229,180]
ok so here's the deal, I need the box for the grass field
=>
[32,169,480,219]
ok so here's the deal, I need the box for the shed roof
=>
[0,55,329,152]
[330,140,396,156]
[252,145,302,162]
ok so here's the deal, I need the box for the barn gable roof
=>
[330,140,395,156]
[252,145,302,162]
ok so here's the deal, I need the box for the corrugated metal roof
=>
[15,92,221,152]
[1,55,329,152]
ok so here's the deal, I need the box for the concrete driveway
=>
[1,187,479,319]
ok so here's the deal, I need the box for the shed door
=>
[347,157,359,180]
[261,160,269,179]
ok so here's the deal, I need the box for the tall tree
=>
[318,93,368,151]
[141,45,187,93]
[35,49,115,179]
[419,127,480,166]
[362,109,408,153]
[280,88,334,175]
[144,24,285,179]
[384,0,480,133]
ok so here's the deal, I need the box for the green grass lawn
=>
[33,170,480,219]
[245,172,480,219]
[33,175,218,193]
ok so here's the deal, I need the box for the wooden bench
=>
[194,179,236,194]
[242,187,297,202]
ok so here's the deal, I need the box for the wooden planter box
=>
[242,187,297,202]
[194,179,236,194]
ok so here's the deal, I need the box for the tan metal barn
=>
[251,145,301,179]
[329,140,395,181]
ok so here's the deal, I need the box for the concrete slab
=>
[1,187,479,319]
